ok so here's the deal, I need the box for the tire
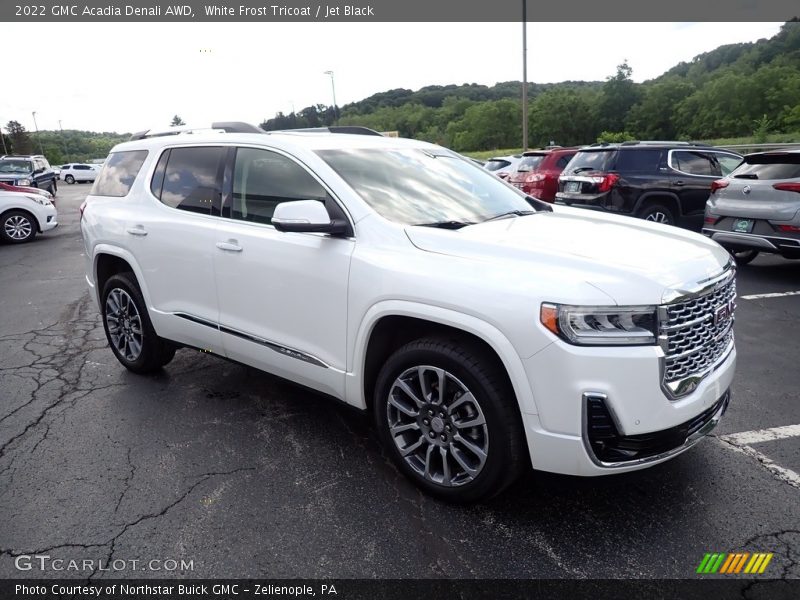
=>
[374,337,526,502]
[638,203,676,226]
[65,175,75,184]
[101,273,176,373]
[0,210,37,244]
[731,249,759,265]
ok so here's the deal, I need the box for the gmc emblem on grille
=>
[713,300,735,326]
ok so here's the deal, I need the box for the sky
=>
[1,21,785,134]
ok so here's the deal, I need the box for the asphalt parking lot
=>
[0,183,798,581]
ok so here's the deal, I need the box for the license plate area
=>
[732,218,754,233]
[565,181,581,193]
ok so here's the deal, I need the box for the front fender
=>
[345,299,540,416]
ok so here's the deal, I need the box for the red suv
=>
[507,147,578,202]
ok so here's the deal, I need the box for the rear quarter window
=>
[90,150,148,197]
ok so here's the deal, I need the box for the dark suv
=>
[0,155,58,196]
[555,142,742,229]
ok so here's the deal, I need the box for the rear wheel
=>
[65,175,75,184]
[730,249,759,265]
[638,203,676,226]
[101,273,176,373]
[0,210,36,243]
[374,338,526,502]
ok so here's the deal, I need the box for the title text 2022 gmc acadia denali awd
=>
[80,123,737,502]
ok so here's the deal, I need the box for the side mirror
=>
[272,200,348,235]
[34,168,44,175]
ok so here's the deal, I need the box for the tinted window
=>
[0,159,33,174]
[615,149,662,172]
[732,153,800,180]
[91,150,148,197]
[76,165,91,170]
[231,147,328,225]
[317,148,534,226]
[159,146,224,214]
[555,154,575,169]
[671,151,722,176]
[150,150,169,198]
[563,150,614,174]
[518,155,545,171]
[716,154,742,176]
[484,159,510,172]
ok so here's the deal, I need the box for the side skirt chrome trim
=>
[173,312,330,369]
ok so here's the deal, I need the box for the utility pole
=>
[521,0,528,151]
[324,70,338,125]
[58,120,67,157]
[31,111,44,154]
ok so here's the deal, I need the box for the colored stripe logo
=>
[696,553,773,574]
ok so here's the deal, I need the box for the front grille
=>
[661,272,736,392]
[586,392,729,464]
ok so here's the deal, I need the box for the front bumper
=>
[518,338,736,476]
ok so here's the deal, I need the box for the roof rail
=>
[130,121,267,141]
[270,126,383,136]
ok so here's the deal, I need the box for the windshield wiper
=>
[482,209,535,223]
[417,220,475,230]
[571,166,596,174]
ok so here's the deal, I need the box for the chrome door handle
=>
[125,226,148,236]
[674,180,685,186]
[216,241,242,252]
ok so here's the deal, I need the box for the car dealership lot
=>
[0,184,798,579]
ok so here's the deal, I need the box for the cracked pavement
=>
[0,185,798,580]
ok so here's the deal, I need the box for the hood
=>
[404,208,731,305]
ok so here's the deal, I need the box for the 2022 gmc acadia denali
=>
[80,123,737,502]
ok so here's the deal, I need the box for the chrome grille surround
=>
[658,263,736,399]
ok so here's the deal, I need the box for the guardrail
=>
[715,142,800,154]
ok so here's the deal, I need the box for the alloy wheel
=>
[386,365,489,487]
[105,288,144,362]
[4,215,33,241]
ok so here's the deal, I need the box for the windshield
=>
[732,153,800,180]
[517,155,545,171]
[317,148,534,225]
[484,159,510,172]
[0,159,33,174]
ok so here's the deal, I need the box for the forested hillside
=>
[262,20,800,151]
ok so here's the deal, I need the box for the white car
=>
[61,163,100,184]
[483,155,522,180]
[80,123,736,502]
[0,190,58,243]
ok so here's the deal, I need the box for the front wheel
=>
[374,338,526,502]
[730,249,759,265]
[638,203,676,226]
[101,273,176,373]
[65,175,75,184]
[0,210,36,243]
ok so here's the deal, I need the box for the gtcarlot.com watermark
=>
[14,554,194,572]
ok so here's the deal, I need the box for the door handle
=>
[216,240,243,253]
[674,180,685,186]
[125,226,148,236]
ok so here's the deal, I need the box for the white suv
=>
[80,123,737,502]
[61,163,101,184]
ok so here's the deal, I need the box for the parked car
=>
[507,147,579,202]
[0,190,58,243]
[0,155,58,196]
[0,181,54,203]
[51,165,61,180]
[483,155,522,180]
[703,150,800,264]
[81,123,735,502]
[61,163,101,184]
[555,142,742,229]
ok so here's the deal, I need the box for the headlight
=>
[26,194,51,206]
[540,303,657,346]
[17,178,32,186]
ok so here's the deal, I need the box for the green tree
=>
[597,61,641,133]
[170,115,186,127]
[446,99,521,151]
[528,88,599,147]
[625,78,695,139]
[6,121,33,155]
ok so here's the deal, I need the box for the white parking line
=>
[740,290,800,300]
[717,424,800,490]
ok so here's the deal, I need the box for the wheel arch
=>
[633,192,682,218]
[92,245,153,309]
[1,207,41,233]
[348,301,539,417]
